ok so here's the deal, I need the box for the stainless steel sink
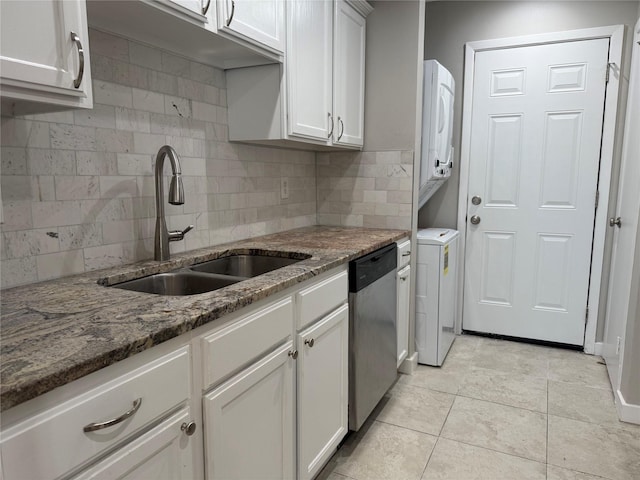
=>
[109,252,310,296]
[112,271,242,296]
[190,254,306,278]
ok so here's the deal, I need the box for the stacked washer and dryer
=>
[415,60,458,366]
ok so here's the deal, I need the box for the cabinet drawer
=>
[1,347,190,480]
[397,238,411,268]
[202,297,293,389]
[296,269,348,330]
[73,408,194,480]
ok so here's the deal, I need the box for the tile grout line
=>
[419,435,440,480]
[437,433,549,467]
[450,391,548,420]
[372,418,443,439]
[437,393,457,438]
[454,391,547,416]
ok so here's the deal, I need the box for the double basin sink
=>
[112,253,308,296]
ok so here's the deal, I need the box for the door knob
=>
[304,338,315,348]
[609,217,622,228]
[470,215,481,225]
[471,195,482,205]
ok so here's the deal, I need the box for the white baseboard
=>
[615,389,640,425]
[593,342,603,356]
[398,352,418,375]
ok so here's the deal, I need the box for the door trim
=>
[456,25,625,353]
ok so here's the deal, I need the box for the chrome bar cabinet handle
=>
[337,117,344,141]
[226,0,235,26]
[328,113,334,138]
[83,398,142,433]
[70,31,84,89]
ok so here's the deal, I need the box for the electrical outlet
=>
[281,177,289,199]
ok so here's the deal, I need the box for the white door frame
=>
[456,25,625,353]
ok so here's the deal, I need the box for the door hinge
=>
[595,190,600,210]
[605,62,615,83]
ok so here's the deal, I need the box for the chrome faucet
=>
[154,145,193,261]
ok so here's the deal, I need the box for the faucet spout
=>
[154,145,190,261]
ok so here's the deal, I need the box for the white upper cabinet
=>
[286,0,333,141]
[0,0,93,112]
[226,0,372,151]
[166,0,208,16]
[86,0,281,70]
[217,0,285,54]
[333,0,367,147]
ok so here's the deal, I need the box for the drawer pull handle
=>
[304,338,315,348]
[70,31,84,89]
[202,0,211,15]
[83,398,142,432]
[288,349,298,359]
[402,251,411,256]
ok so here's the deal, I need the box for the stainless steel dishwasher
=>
[348,243,397,431]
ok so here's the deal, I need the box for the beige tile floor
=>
[318,335,640,480]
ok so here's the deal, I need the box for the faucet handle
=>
[168,225,194,242]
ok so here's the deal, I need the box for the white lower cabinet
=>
[397,265,411,367]
[1,267,351,480]
[73,408,196,480]
[1,346,198,480]
[396,238,411,368]
[204,341,296,480]
[297,303,349,480]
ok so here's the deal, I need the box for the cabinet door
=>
[73,409,195,480]
[287,0,333,142]
[397,265,411,367]
[204,342,295,480]
[297,303,349,480]
[217,0,284,53]
[0,0,92,108]
[165,0,205,16]
[333,0,366,147]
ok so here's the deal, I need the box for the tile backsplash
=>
[0,29,316,289]
[316,150,413,230]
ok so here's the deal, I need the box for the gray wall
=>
[363,0,426,367]
[420,0,638,229]
[621,208,640,405]
[420,1,639,342]
[621,13,640,404]
[364,1,422,151]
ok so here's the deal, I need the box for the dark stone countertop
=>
[0,226,409,411]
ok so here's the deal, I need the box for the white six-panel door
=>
[464,38,610,345]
